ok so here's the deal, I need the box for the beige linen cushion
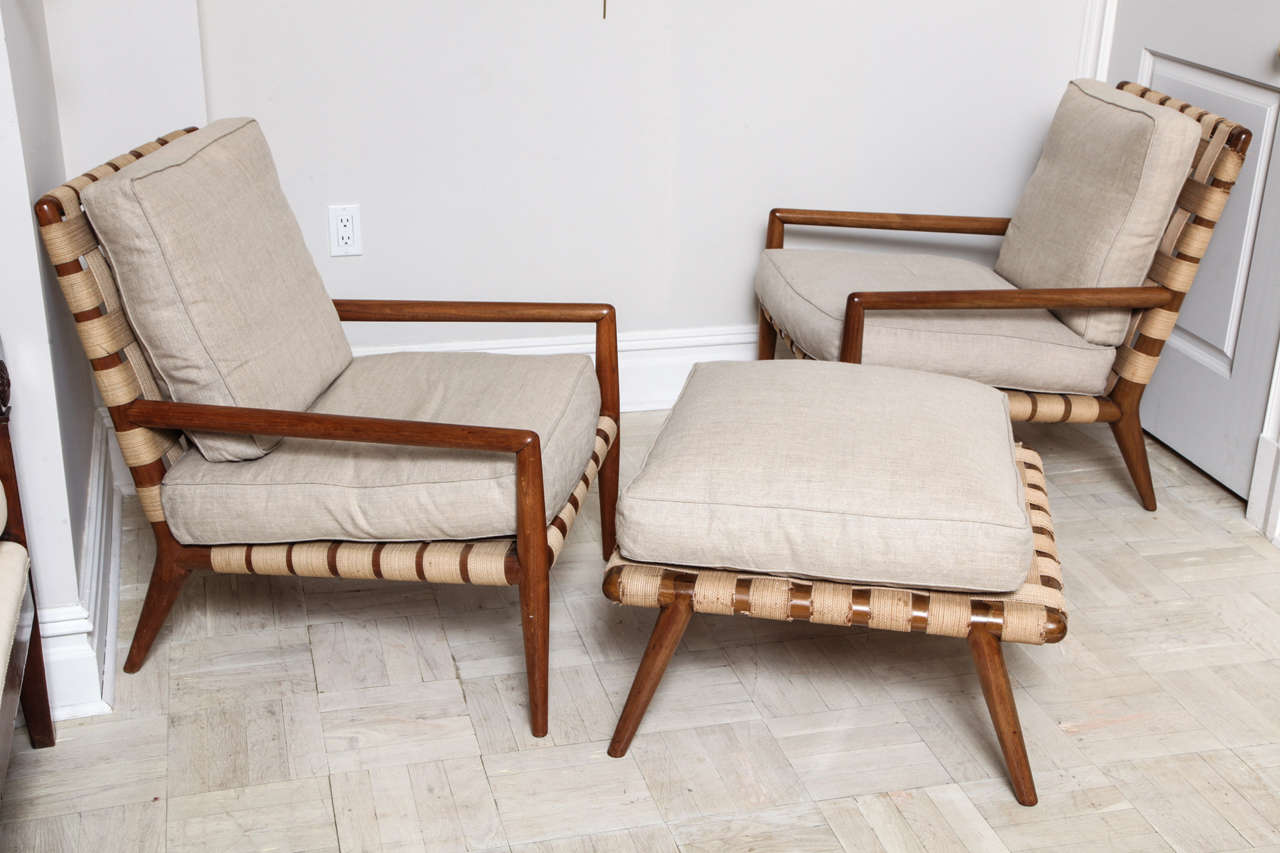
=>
[617,361,1033,593]
[160,351,601,544]
[81,118,352,462]
[0,541,29,689]
[755,249,1116,395]
[996,78,1201,346]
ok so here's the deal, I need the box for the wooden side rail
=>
[766,208,1011,248]
[333,298,621,423]
[122,397,539,454]
[839,286,1175,363]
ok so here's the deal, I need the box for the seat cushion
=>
[996,79,1201,346]
[161,351,601,545]
[755,248,1117,395]
[617,361,1032,593]
[82,118,352,462]
[0,541,29,689]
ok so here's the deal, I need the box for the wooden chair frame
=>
[32,129,621,738]
[0,360,56,787]
[757,83,1253,510]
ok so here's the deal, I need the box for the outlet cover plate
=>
[328,204,362,256]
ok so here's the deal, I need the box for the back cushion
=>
[995,79,1201,346]
[82,118,352,462]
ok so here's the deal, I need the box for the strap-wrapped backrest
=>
[33,129,197,526]
[1108,83,1251,394]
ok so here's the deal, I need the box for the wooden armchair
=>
[756,81,1251,510]
[0,360,55,792]
[33,120,620,737]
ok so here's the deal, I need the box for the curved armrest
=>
[333,300,621,422]
[839,286,1173,363]
[767,208,1010,247]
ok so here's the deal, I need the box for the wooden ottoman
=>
[603,361,1066,806]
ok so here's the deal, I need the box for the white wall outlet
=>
[328,204,362,256]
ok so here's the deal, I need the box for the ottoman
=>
[603,360,1066,806]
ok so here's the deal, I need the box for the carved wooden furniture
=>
[756,81,1252,510]
[0,359,56,792]
[604,361,1064,806]
[32,122,620,738]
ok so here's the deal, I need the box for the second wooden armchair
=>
[34,119,620,737]
[756,80,1251,510]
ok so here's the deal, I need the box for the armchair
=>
[33,121,620,737]
[756,81,1252,510]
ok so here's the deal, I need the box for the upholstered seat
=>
[755,249,1117,395]
[617,360,1033,592]
[162,351,602,545]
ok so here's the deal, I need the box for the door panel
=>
[1108,3,1280,496]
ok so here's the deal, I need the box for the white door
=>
[1107,1,1280,496]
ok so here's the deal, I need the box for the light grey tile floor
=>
[5,411,1280,851]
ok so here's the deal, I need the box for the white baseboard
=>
[352,322,760,413]
[38,410,121,719]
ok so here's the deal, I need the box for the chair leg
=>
[757,308,777,360]
[1110,408,1157,511]
[123,552,190,674]
[599,437,620,560]
[608,595,693,758]
[969,627,1037,806]
[20,606,54,748]
[519,566,550,738]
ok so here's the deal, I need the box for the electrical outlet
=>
[328,204,362,256]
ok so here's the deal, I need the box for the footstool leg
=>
[607,595,693,757]
[968,627,1037,806]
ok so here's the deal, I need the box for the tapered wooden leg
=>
[518,570,550,738]
[123,553,190,673]
[1110,409,1157,511]
[599,438,619,560]
[20,606,54,748]
[608,595,693,758]
[757,308,777,360]
[969,627,1037,806]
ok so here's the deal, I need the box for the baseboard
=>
[352,322,760,413]
[37,410,120,718]
[1247,433,1280,544]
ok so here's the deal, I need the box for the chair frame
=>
[33,129,621,738]
[0,359,56,787]
[757,82,1253,510]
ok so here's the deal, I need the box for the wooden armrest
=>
[333,300,614,324]
[333,300,622,421]
[122,398,538,454]
[767,208,1010,247]
[839,286,1173,363]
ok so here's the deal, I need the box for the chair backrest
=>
[1107,82,1252,410]
[33,129,197,532]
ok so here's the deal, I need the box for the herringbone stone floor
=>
[4,411,1280,852]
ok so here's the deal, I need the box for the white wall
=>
[0,0,85,610]
[0,0,205,716]
[197,0,1105,349]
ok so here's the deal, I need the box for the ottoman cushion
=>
[616,361,1033,593]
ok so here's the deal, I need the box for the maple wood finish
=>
[0,361,55,791]
[760,82,1253,511]
[32,129,621,739]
